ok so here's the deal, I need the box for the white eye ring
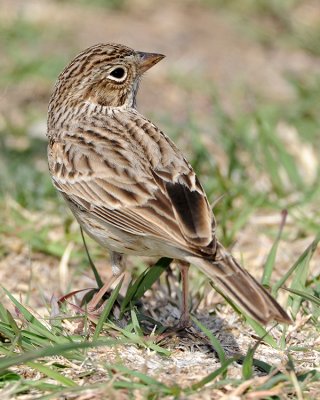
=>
[107,66,127,82]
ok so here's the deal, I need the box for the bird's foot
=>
[177,311,192,329]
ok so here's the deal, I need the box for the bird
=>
[47,43,291,327]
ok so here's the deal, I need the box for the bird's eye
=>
[110,68,125,78]
[108,67,127,82]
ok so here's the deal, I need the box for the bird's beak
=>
[137,51,165,74]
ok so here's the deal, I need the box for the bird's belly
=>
[72,207,189,259]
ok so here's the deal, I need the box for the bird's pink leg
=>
[87,252,124,312]
[178,262,192,328]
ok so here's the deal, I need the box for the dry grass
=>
[0,0,319,398]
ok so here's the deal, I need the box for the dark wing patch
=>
[165,181,212,247]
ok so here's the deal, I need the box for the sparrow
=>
[47,43,291,327]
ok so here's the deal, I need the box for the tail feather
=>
[186,242,291,324]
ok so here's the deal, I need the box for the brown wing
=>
[48,112,214,253]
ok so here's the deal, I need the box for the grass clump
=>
[0,1,319,398]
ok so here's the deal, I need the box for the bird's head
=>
[51,43,165,110]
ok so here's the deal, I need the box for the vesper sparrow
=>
[47,43,290,326]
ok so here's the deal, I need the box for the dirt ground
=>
[1,0,320,398]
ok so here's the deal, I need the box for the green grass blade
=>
[0,370,21,384]
[242,346,254,380]
[262,210,287,288]
[191,316,226,365]
[131,257,171,302]
[108,363,170,391]
[271,132,304,188]
[1,287,61,343]
[258,373,289,390]
[103,322,170,356]
[0,322,17,344]
[92,276,124,341]
[0,325,61,351]
[6,310,21,338]
[284,287,320,307]
[0,339,121,373]
[0,303,10,324]
[243,317,278,348]
[272,232,320,296]
[288,241,316,318]
[120,258,171,315]
[27,361,78,387]
[190,358,236,390]
[80,227,103,288]
[131,308,143,336]
[248,357,272,374]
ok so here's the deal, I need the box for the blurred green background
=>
[0,0,320,299]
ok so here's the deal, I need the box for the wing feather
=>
[48,112,215,253]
